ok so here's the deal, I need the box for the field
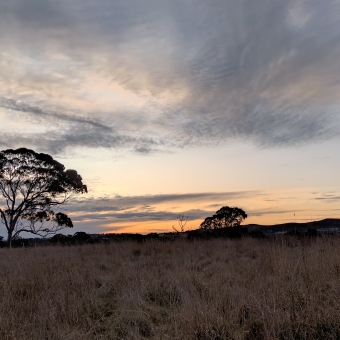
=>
[1,237,340,339]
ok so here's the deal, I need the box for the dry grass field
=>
[1,237,340,339]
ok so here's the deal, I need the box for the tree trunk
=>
[7,229,13,249]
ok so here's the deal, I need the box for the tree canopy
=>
[200,206,247,229]
[0,148,87,246]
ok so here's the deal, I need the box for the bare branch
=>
[172,214,190,233]
[0,208,9,231]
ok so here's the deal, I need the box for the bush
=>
[49,233,72,245]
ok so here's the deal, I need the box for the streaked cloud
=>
[70,191,262,211]
[314,192,340,203]
[1,0,340,154]
[64,191,262,223]
[64,189,339,225]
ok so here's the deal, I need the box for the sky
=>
[1,0,340,235]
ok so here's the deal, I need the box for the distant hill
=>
[244,218,340,236]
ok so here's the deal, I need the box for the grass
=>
[1,236,340,339]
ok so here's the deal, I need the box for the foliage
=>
[200,206,247,229]
[49,233,73,245]
[50,232,92,245]
[72,231,92,243]
[0,148,87,246]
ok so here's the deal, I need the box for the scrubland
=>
[1,237,340,339]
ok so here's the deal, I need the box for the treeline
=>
[0,226,321,248]
[0,232,94,248]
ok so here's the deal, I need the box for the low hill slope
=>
[245,218,340,236]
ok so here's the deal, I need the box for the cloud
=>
[0,97,111,131]
[61,190,317,230]
[0,129,162,155]
[314,192,340,203]
[58,189,340,229]
[1,0,340,154]
[60,190,263,226]
[69,191,261,212]
[71,210,206,223]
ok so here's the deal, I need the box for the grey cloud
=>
[0,98,111,131]
[248,209,302,217]
[134,147,154,155]
[70,206,303,225]
[1,0,340,153]
[69,191,260,213]
[72,210,207,222]
[62,191,260,223]
[60,190,322,227]
[0,127,162,155]
[314,193,340,203]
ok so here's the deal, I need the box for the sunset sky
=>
[1,0,340,235]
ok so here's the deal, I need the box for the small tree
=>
[172,214,190,233]
[0,148,87,247]
[200,206,247,230]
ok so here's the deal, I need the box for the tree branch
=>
[0,207,9,231]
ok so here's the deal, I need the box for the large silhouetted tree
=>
[0,148,87,247]
[200,206,247,230]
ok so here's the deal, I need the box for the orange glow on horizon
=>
[68,183,340,235]
[93,209,340,235]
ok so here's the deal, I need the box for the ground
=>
[1,237,340,339]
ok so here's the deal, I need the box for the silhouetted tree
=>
[50,233,72,245]
[200,206,247,230]
[72,231,91,244]
[0,148,87,247]
[172,214,190,233]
